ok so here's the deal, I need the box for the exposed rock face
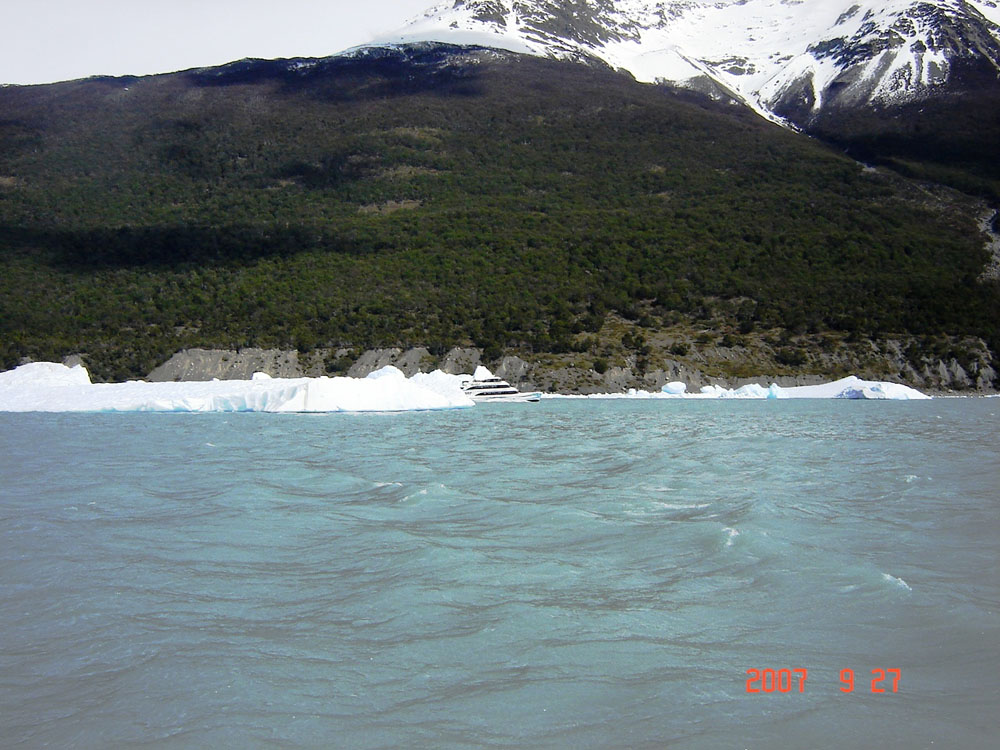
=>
[440,347,481,375]
[868,337,997,391]
[344,347,436,376]
[61,354,86,369]
[494,355,532,383]
[142,338,996,393]
[146,346,442,382]
[980,209,1000,282]
[147,348,302,382]
[393,347,435,376]
[346,348,403,378]
[602,365,633,391]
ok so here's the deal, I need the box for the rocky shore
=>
[141,337,997,396]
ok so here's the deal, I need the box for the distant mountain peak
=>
[370,1,1000,124]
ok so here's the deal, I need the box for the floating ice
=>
[472,364,497,381]
[0,362,473,413]
[411,368,471,400]
[551,375,929,400]
[882,573,913,591]
[662,375,929,400]
[0,363,931,412]
[0,362,92,388]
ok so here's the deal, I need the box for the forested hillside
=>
[0,44,997,382]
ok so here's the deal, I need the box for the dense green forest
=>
[0,44,997,381]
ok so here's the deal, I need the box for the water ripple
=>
[1,402,997,748]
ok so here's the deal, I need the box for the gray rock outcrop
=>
[345,347,436,377]
[148,348,302,382]
[440,347,481,375]
[61,354,86,369]
[139,338,996,393]
[346,349,402,378]
[494,356,531,383]
[393,347,435,376]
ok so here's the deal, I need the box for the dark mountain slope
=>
[803,56,1000,200]
[0,44,996,381]
[388,1,1000,200]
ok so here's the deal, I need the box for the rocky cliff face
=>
[147,348,305,382]
[140,336,996,394]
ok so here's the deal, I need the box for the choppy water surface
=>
[1,400,998,749]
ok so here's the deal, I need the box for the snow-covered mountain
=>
[370,1,1000,123]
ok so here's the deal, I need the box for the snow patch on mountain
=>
[367,1,1000,120]
[969,0,1000,25]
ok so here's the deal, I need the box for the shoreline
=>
[0,362,945,413]
[137,344,998,397]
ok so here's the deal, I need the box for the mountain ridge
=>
[376,1,1000,122]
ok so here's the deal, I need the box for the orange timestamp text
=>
[745,668,901,693]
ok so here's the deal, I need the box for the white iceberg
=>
[547,375,927,400]
[676,375,929,400]
[0,361,93,388]
[550,375,928,400]
[410,368,471,400]
[0,362,932,413]
[0,362,474,413]
[472,364,494,380]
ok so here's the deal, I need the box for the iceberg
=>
[0,363,931,413]
[541,376,914,401]
[662,381,687,395]
[551,375,929,400]
[766,376,930,400]
[680,375,930,400]
[0,362,474,413]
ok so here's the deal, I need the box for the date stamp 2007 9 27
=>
[745,668,901,694]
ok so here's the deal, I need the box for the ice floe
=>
[0,363,930,413]
[882,573,913,591]
[558,375,929,401]
[0,362,473,413]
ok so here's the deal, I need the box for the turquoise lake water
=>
[1,400,998,748]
